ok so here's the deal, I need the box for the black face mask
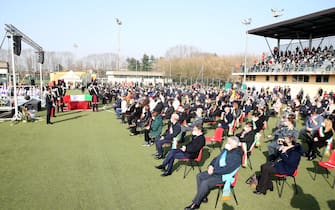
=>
[283,141,288,146]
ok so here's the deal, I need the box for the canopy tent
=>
[60,70,82,89]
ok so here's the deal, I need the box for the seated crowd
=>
[248,45,335,73]
[110,83,335,210]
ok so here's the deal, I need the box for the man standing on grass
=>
[45,87,53,125]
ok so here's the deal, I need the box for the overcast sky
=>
[1,0,334,59]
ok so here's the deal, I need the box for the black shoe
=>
[155,155,163,160]
[161,171,171,177]
[47,122,53,125]
[307,154,316,161]
[253,190,266,195]
[269,186,273,192]
[184,203,200,210]
[202,197,208,203]
[155,165,165,171]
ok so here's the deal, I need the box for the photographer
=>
[253,135,304,195]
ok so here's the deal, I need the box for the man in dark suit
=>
[155,123,205,176]
[45,87,53,125]
[155,113,181,159]
[184,136,242,210]
[236,121,255,151]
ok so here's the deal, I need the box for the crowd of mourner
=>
[101,83,334,209]
[44,80,335,209]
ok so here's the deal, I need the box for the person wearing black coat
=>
[155,124,205,176]
[45,87,53,125]
[236,121,255,151]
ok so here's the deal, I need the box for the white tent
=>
[60,71,82,89]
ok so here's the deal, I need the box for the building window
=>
[293,75,309,83]
[282,75,287,82]
[246,75,256,81]
[265,75,270,81]
[316,75,329,83]
[274,75,278,81]
[303,75,309,82]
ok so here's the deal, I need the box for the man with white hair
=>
[154,113,181,159]
[184,136,242,210]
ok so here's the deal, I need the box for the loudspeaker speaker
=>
[13,35,22,56]
[30,79,35,86]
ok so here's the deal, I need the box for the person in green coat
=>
[143,111,163,146]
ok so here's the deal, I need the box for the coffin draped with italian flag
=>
[63,94,92,110]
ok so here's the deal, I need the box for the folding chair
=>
[228,118,237,136]
[178,148,203,179]
[319,137,333,161]
[215,172,239,208]
[274,168,298,198]
[206,127,224,151]
[241,137,257,169]
[314,149,335,188]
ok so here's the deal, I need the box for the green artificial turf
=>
[0,104,334,210]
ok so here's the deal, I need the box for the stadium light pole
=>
[241,18,252,86]
[116,18,122,71]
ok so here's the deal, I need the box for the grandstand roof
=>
[248,7,335,39]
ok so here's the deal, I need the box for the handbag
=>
[245,174,258,189]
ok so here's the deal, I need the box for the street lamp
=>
[115,18,122,71]
[241,18,252,86]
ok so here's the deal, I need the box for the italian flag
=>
[70,94,92,101]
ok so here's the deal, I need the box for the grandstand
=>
[233,8,335,97]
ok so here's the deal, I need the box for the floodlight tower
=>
[115,18,122,71]
[241,18,252,85]
[271,8,284,19]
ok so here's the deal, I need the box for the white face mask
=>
[224,143,232,151]
[192,131,197,136]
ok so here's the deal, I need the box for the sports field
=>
[0,104,334,210]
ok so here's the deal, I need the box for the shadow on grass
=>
[290,185,320,210]
[218,203,235,210]
[173,148,211,178]
[305,161,317,180]
[308,161,335,188]
[56,110,82,116]
[328,200,335,210]
[53,114,87,124]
